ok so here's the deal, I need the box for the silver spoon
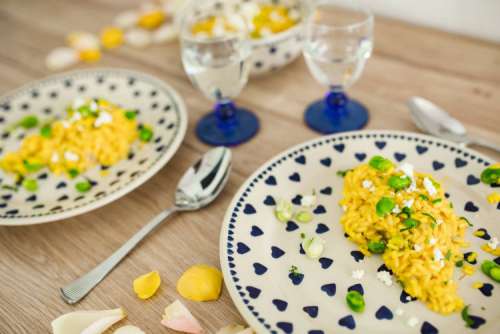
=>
[408,96,499,153]
[60,147,232,304]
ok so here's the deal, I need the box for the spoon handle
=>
[468,137,500,154]
[60,207,177,304]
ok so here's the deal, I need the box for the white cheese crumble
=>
[342,205,347,212]
[362,179,373,189]
[69,111,82,123]
[436,219,443,226]
[423,177,437,196]
[429,238,437,246]
[398,163,414,178]
[301,191,317,207]
[407,316,419,327]
[61,120,70,129]
[352,269,365,280]
[89,100,98,112]
[403,198,414,208]
[94,111,113,128]
[72,97,86,110]
[51,152,59,163]
[376,271,393,286]
[64,151,79,162]
[407,179,417,192]
[488,236,499,250]
[392,204,401,214]
[413,244,422,252]
[395,308,404,316]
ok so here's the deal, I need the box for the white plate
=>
[220,130,499,334]
[0,68,187,225]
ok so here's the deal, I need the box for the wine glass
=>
[180,0,259,146]
[303,0,373,134]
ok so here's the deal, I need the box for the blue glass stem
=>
[215,100,238,127]
[324,90,348,118]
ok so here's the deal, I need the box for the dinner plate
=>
[0,68,187,225]
[220,130,498,334]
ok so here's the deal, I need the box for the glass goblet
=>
[180,1,259,146]
[303,0,374,134]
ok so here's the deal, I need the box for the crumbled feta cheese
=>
[64,151,79,162]
[51,152,59,163]
[407,316,419,327]
[301,191,316,207]
[423,177,437,196]
[433,248,443,262]
[94,111,113,128]
[407,179,417,192]
[392,204,401,214]
[69,111,82,122]
[403,198,414,208]
[342,205,347,212]
[352,269,365,280]
[72,97,86,110]
[488,237,498,250]
[436,219,443,226]
[399,163,414,178]
[413,244,422,252]
[61,120,70,128]
[395,308,404,316]
[406,296,412,301]
[429,238,437,246]
[376,271,393,286]
[89,100,98,112]
[362,180,373,190]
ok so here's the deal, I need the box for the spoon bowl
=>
[61,147,232,304]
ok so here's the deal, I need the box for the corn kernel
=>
[487,192,500,204]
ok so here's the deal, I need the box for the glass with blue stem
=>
[180,0,259,146]
[303,0,374,134]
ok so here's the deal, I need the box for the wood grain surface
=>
[0,1,499,333]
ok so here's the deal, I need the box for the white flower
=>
[351,269,365,280]
[152,24,178,43]
[302,236,325,259]
[407,316,419,327]
[376,271,393,286]
[51,308,125,334]
[114,325,145,334]
[488,237,499,250]
[125,29,152,48]
[423,177,437,196]
[94,111,113,128]
[64,151,79,162]
[114,10,139,29]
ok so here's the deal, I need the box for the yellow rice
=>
[339,162,469,314]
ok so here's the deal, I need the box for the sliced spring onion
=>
[40,124,52,138]
[336,169,351,178]
[68,168,79,178]
[295,210,313,223]
[346,290,365,313]
[419,194,429,201]
[432,198,442,204]
[275,199,293,223]
[459,216,473,227]
[369,155,393,172]
[124,110,137,120]
[455,260,464,267]
[400,218,420,232]
[461,305,474,328]
[23,160,44,173]
[301,236,325,259]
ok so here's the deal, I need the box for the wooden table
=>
[0,1,499,332]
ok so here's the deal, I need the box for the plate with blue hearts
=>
[220,131,499,334]
[0,68,187,225]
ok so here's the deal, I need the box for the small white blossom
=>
[301,191,317,207]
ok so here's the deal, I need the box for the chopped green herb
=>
[289,265,301,277]
[431,222,437,229]
[77,105,96,118]
[455,260,464,268]
[388,175,411,190]
[369,155,393,172]
[418,194,429,201]
[461,305,474,328]
[432,198,442,204]
[139,126,153,142]
[459,216,473,227]
[445,250,452,261]
[376,197,395,217]
[18,115,38,129]
[22,178,38,192]
[480,166,500,185]
[23,160,44,173]
[398,206,412,219]
[400,218,420,232]
[367,240,386,254]
[449,202,454,208]
[40,124,52,138]
[346,290,365,313]
[300,232,306,239]
[124,110,137,120]
[295,210,313,223]
[68,168,79,178]
[422,212,436,223]
[336,169,351,178]
[75,180,92,193]
[1,184,18,192]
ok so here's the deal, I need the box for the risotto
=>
[339,156,469,315]
[0,98,152,182]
